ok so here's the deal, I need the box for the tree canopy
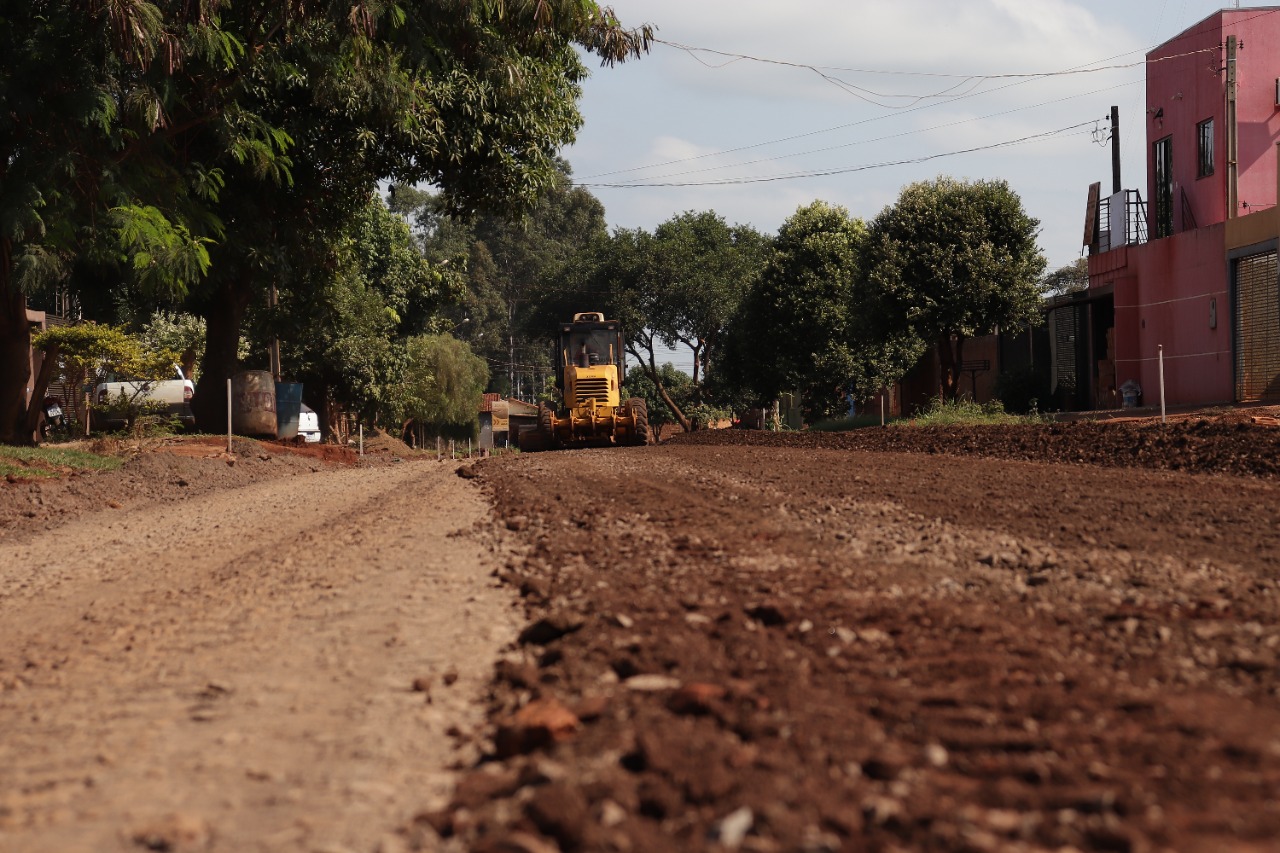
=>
[1,0,652,443]
[864,177,1046,400]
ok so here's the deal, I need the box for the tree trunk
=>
[0,277,36,445]
[937,334,961,401]
[193,275,254,433]
[631,340,690,433]
[23,341,61,442]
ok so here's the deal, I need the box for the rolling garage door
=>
[1234,249,1280,402]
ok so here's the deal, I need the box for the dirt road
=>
[4,421,1280,853]
[0,456,521,853]
[453,428,1280,853]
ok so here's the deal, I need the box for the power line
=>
[592,78,1138,186]
[578,121,1096,189]
[579,38,1228,184]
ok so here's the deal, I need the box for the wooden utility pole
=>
[1226,35,1239,219]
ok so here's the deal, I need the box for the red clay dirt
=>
[4,420,1280,852]
[432,419,1280,853]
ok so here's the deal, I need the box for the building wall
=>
[1099,222,1231,405]
[1146,10,1280,232]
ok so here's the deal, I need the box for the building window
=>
[1154,136,1173,238]
[1197,118,1215,178]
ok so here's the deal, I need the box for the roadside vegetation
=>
[0,445,123,479]
[4,4,1076,450]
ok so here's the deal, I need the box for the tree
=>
[537,211,767,431]
[722,201,883,420]
[398,161,609,399]
[258,196,452,436]
[2,1,652,443]
[399,334,489,437]
[1042,257,1089,296]
[865,177,1047,401]
[643,212,768,395]
[623,363,694,431]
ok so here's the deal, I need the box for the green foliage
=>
[33,323,176,385]
[399,334,490,433]
[139,311,207,380]
[902,397,1047,426]
[0,0,652,441]
[0,445,123,479]
[405,161,608,397]
[624,364,693,428]
[724,201,881,420]
[865,177,1047,400]
[1041,257,1089,297]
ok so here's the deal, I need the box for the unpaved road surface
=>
[1,453,521,853]
[5,421,1280,853]
[446,423,1280,853]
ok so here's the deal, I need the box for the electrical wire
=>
[578,122,1096,188]
[592,78,1139,186]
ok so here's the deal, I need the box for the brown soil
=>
[0,442,520,853]
[438,420,1280,853]
[5,420,1280,852]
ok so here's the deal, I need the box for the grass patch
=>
[901,398,1050,427]
[0,445,124,479]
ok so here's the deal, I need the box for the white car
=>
[298,403,321,443]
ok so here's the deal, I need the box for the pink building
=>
[1088,7,1280,406]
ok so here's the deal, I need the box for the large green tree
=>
[538,212,767,431]
[864,177,1047,400]
[1,1,651,443]
[723,201,901,420]
[395,160,609,399]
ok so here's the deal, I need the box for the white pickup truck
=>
[93,365,196,429]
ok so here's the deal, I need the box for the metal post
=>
[359,424,364,457]
[1227,36,1239,219]
[880,390,886,427]
[1110,106,1121,194]
[437,436,441,461]
[1158,345,1167,424]
[226,378,233,453]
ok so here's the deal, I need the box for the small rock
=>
[494,698,581,757]
[668,682,726,715]
[623,674,681,692]
[572,694,610,721]
[710,806,753,849]
[411,676,433,693]
[924,743,949,768]
[442,667,459,686]
[519,612,586,646]
[456,465,479,479]
[599,799,627,828]
[612,613,635,629]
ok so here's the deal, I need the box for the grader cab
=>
[521,312,651,451]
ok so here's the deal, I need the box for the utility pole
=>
[1110,106,1122,194]
[1226,35,1239,219]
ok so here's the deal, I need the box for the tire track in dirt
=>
[0,460,520,853]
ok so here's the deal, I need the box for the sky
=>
[564,2,1250,372]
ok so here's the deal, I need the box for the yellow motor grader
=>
[521,312,651,451]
